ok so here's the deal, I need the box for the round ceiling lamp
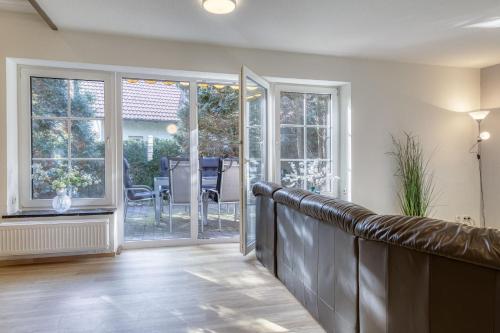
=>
[202,0,236,14]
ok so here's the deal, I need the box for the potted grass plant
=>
[389,132,436,217]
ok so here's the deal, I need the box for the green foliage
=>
[70,81,105,158]
[172,85,191,153]
[31,78,105,199]
[123,138,182,187]
[175,85,239,157]
[33,163,101,196]
[123,139,147,184]
[31,77,68,117]
[389,132,436,217]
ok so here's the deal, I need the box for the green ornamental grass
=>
[389,133,436,217]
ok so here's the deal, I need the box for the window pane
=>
[247,79,265,126]
[197,83,239,157]
[31,119,68,158]
[280,127,304,159]
[306,160,332,192]
[249,127,262,159]
[306,94,330,125]
[71,80,105,118]
[32,160,68,199]
[72,160,105,198]
[307,127,329,159]
[248,159,263,188]
[71,120,105,158]
[280,92,304,125]
[31,77,68,117]
[281,161,304,189]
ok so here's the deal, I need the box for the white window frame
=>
[18,66,116,209]
[274,84,340,196]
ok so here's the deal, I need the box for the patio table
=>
[200,176,217,227]
[154,176,169,224]
[154,176,217,225]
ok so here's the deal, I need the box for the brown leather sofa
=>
[253,181,500,333]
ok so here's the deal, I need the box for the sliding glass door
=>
[121,76,243,244]
[122,78,192,242]
[197,81,240,240]
[120,68,270,251]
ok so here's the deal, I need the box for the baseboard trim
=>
[0,252,116,267]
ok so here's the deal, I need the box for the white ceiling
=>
[5,0,500,68]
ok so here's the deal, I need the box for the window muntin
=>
[30,76,106,200]
[279,91,334,193]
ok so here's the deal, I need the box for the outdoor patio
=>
[124,202,239,241]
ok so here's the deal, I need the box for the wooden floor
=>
[0,244,324,333]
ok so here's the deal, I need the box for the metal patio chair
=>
[204,158,240,232]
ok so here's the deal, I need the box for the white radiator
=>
[0,219,110,256]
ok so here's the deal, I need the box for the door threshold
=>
[122,236,239,250]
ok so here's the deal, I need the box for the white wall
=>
[480,64,500,229]
[123,120,175,140]
[0,11,481,222]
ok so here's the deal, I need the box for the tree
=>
[175,85,239,157]
[31,78,104,199]
[123,138,182,187]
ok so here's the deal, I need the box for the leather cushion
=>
[356,214,500,270]
[273,188,312,210]
[301,195,375,234]
[252,181,283,198]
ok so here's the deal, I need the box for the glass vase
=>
[52,188,72,213]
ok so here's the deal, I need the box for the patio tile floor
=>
[124,203,239,241]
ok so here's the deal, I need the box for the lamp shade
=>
[469,110,490,121]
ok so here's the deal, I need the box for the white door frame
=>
[117,72,240,249]
[239,66,271,255]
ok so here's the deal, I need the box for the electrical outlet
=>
[455,215,475,226]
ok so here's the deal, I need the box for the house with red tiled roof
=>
[81,79,183,141]
[121,79,184,140]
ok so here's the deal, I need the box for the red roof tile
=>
[79,79,182,122]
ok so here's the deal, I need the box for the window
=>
[277,87,338,194]
[128,136,144,142]
[19,68,114,208]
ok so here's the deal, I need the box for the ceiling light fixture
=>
[466,18,500,29]
[202,0,236,14]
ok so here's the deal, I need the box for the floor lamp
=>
[469,110,491,227]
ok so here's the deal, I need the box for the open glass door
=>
[240,66,270,255]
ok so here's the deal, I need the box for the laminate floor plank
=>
[0,243,324,333]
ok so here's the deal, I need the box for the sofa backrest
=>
[252,181,500,333]
[269,185,375,333]
[355,214,500,333]
[253,181,283,274]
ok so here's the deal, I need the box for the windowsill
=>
[2,208,116,219]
